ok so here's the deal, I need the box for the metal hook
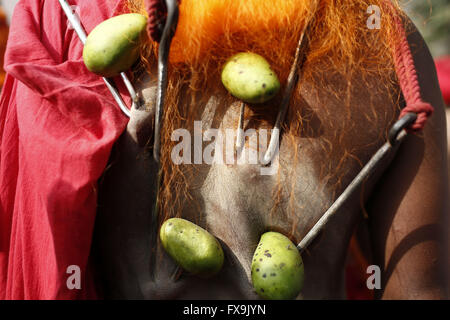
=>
[388,112,417,146]
[58,0,136,118]
[257,0,320,166]
[297,112,418,253]
[153,0,180,163]
[149,0,180,281]
[236,102,246,153]
[259,24,309,166]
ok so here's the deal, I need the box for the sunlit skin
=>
[92,1,448,299]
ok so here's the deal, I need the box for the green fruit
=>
[251,232,304,300]
[83,13,147,77]
[221,52,281,104]
[160,218,224,277]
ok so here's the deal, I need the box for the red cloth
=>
[435,56,450,106]
[0,0,129,299]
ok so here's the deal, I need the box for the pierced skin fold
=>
[92,0,449,299]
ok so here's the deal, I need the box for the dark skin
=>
[93,18,449,300]
[366,22,448,299]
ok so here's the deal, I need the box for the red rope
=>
[145,0,181,43]
[390,3,434,132]
[145,0,167,42]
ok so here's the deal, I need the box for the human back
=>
[93,0,448,299]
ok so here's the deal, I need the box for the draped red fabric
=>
[435,56,450,106]
[0,0,129,299]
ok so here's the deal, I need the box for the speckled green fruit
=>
[83,13,147,77]
[221,52,281,104]
[160,218,224,277]
[251,232,304,300]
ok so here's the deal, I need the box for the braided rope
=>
[390,3,434,132]
[145,0,181,43]
[145,0,167,42]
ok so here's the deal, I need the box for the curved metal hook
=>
[388,112,417,146]
[153,0,180,163]
[102,73,136,118]
[59,0,136,118]
[297,112,418,253]
[236,102,246,152]
[257,0,320,166]
[259,29,307,166]
[149,0,180,281]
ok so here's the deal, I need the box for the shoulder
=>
[404,16,446,120]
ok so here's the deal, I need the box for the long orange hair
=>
[126,0,404,230]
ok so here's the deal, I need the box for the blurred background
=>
[1,0,16,24]
[406,0,450,58]
[0,0,448,300]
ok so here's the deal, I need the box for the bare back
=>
[92,19,448,300]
